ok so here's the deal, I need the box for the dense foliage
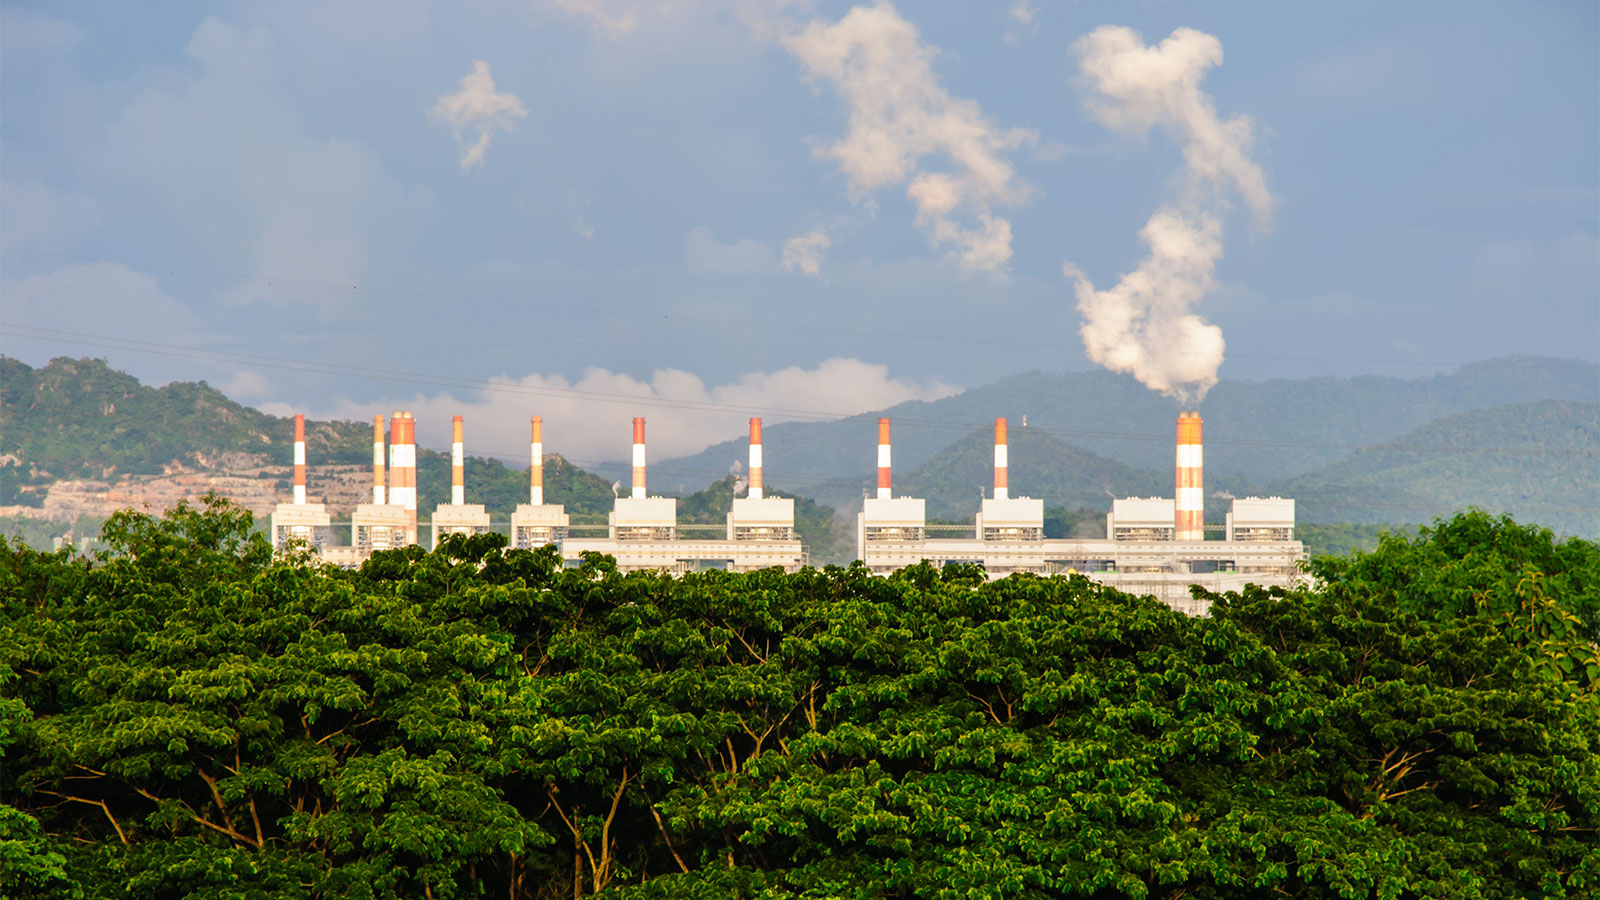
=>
[2,501,1597,899]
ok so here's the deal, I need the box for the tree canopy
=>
[2,500,1596,898]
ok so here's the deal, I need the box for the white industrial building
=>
[562,418,805,573]
[270,407,1305,614]
[857,416,1306,615]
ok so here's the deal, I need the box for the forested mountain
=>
[3,503,1596,898]
[1,357,619,520]
[661,356,1598,497]
[675,473,849,562]
[895,424,1164,520]
[1274,400,1600,536]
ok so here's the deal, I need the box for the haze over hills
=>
[1271,400,1599,536]
[662,356,1599,492]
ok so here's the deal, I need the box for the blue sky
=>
[2,1,1595,461]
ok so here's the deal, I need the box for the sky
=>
[2,0,1596,465]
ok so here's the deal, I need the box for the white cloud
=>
[431,60,528,171]
[684,226,778,274]
[1064,25,1273,402]
[0,179,105,253]
[781,228,831,276]
[784,2,1032,275]
[274,357,957,467]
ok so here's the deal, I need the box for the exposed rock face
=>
[1,465,374,522]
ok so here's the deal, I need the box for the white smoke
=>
[430,61,528,171]
[1065,25,1273,401]
[784,2,1032,275]
[781,228,831,275]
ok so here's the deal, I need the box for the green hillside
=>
[415,453,615,522]
[675,473,849,563]
[895,424,1164,519]
[1276,400,1599,537]
[1,356,619,520]
[660,356,1599,496]
[1,356,371,505]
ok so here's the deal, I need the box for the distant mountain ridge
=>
[1271,400,1598,536]
[661,355,1598,504]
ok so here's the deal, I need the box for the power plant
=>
[271,409,1305,612]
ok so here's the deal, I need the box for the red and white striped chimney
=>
[293,414,307,504]
[876,418,892,500]
[451,415,465,506]
[748,417,763,500]
[530,416,544,506]
[372,414,386,505]
[993,417,1008,501]
[1176,411,1204,541]
[631,417,647,499]
[389,412,417,512]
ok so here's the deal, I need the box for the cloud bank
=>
[784,2,1031,275]
[431,61,527,171]
[1064,26,1273,402]
[272,357,957,468]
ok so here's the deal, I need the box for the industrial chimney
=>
[748,417,764,500]
[1176,411,1203,541]
[993,417,1008,501]
[530,416,544,506]
[632,417,647,499]
[451,415,465,506]
[389,411,417,512]
[877,418,892,500]
[293,414,307,505]
[371,414,386,505]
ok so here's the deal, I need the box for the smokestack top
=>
[876,417,892,500]
[878,417,891,444]
[531,415,542,441]
[748,417,764,500]
[1177,411,1203,444]
[294,414,306,443]
[631,417,647,499]
[993,417,1008,500]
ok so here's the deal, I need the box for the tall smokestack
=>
[1176,411,1203,540]
[748,417,763,500]
[389,411,417,512]
[530,416,544,506]
[993,417,1008,501]
[451,415,465,506]
[876,418,892,500]
[631,417,646,499]
[372,414,386,505]
[292,414,308,505]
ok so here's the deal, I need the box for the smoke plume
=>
[784,2,1032,275]
[1065,26,1272,401]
